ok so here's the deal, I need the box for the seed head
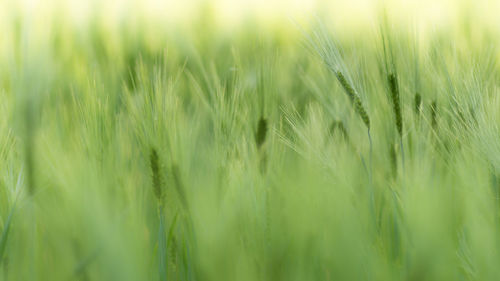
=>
[414,93,422,115]
[335,71,370,130]
[150,148,163,201]
[255,117,268,149]
[430,100,438,130]
[388,73,402,137]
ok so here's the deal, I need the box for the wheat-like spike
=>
[414,93,422,115]
[255,117,268,149]
[150,148,163,202]
[335,71,370,129]
[388,73,402,137]
[430,100,438,130]
[303,22,370,130]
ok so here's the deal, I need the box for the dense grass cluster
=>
[2,2,500,281]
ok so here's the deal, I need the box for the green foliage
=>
[0,206,14,264]
[1,2,500,281]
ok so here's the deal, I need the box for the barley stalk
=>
[303,24,374,219]
[150,147,167,281]
[171,164,189,212]
[24,101,36,196]
[303,22,370,130]
[389,142,397,178]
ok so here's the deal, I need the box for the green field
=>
[1,1,500,280]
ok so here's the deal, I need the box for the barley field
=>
[1,0,500,280]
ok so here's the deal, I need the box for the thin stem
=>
[400,137,405,175]
[158,205,167,281]
[368,129,373,188]
[368,129,375,225]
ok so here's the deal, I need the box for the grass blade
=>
[0,205,15,263]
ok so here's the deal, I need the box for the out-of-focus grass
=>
[1,0,500,280]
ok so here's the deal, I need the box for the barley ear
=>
[255,117,268,149]
[388,73,402,137]
[335,71,370,130]
[430,100,438,130]
[150,148,163,203]
[414,93,422,115]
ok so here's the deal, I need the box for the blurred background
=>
[2,0,500,281]
[2,0,500,31]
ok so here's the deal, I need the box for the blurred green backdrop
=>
[1,0,500,280]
